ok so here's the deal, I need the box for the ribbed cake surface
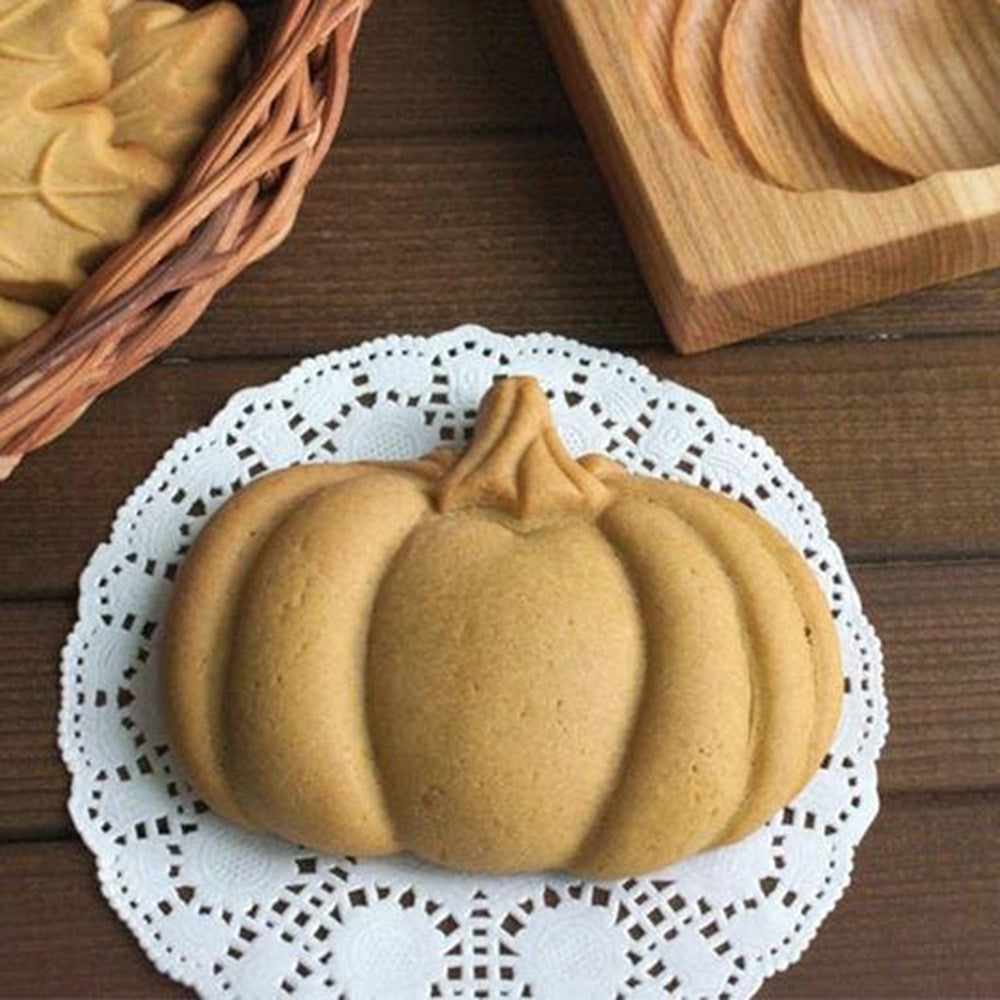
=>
[164,377,842,878]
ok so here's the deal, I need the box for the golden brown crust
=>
[225,472,432,854]
[107,2,248,165]
[0,0,111,112]
[695,487,844,792]
[0,299,50,348]
[164,378,843,876]
[162,464,373,826]
[621,481,839,846]
[571,494,752,877]
[435,378,610,517]
[367,514,644,872]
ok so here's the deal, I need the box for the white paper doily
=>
[60,326,888,1000]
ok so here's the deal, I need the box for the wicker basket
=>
[0,0,369,480]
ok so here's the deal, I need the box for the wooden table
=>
[1,2,998,996]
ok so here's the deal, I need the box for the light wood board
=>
[530,0,1000,352]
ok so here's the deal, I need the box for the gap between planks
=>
[1,785,997,848]
[2,333,997,594]
[3,553,999,606]
[0,795,996,999]
[2,558,999,842]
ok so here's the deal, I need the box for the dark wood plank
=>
[775,270,1000,343]
[0,602,73,841]
[643,335,1000,561]
[0,5,992,998]
[0,359,283,600]
[346,0,1000,351]
[3,560,997,839]
[337,0,1000,347]
[344,0,573,138]
[2,334,998,596]
[0,2,980,377]
[0,839,186,998]
[197,0,1000,356]
[858,561,1000,795]
[762,793,1000,998]
[174,136,663,357]
[0,796,995,997]
[164,136,1000,360]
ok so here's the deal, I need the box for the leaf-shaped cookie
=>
[0,297,49,347]
[106,1,247,165]
[0,104,175,307]
[0,0,110,111]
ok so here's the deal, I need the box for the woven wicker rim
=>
[0,0,369,480]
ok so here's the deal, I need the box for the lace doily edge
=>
[56,325,890,997]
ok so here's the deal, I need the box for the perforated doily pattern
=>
[61,327,887,999]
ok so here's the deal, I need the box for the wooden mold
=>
[530,0,1000,353]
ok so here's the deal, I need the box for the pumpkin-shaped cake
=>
[164,377,842,877]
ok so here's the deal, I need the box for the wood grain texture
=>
[0,603,74,840]
[343,0,574,138]
[532,0,1000,351]
[857,562,1000,794]
[137,135,1000,359]
[763,794,1000,998]
[721,0,904,191]
[771,269,1000,344]
[179,136,662,356]
[343,0,1000,346]
[1,561,997,839]
[5,335,997,596]
[0,796,995,998]
[0,840,188,998]
[0,0,965,359]
[670,0,761,175]
[0,1,995,993]
[802,0,1000,177]
[646,335,1000,562]
[637,0,689,146]
[79,0,994,358]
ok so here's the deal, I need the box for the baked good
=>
[0,298,49,348]
[0,104,175,308]
[0,0,246,344]
[164,377,842,877]
[106,1,248,165]
[0,0,110,111]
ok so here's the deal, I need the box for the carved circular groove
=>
[801,0,1000,177]
[670,0,761,176]
[638,0,690,140]
[720,0,907,192]
[637,0,916,193]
